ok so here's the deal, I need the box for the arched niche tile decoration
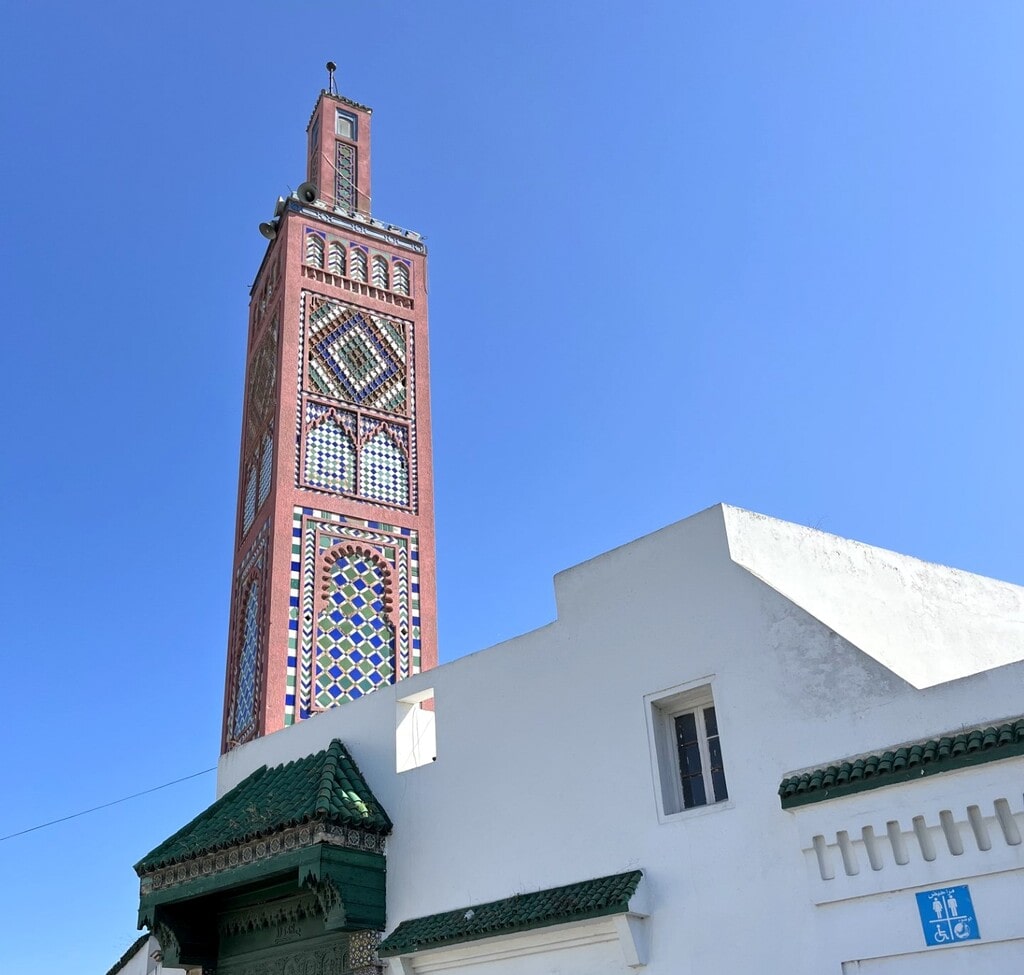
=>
[226,523,268,748]
[305,230,325,268]
[304,411,356,494]
[328,241,346,277]
[349,246,367,282]
[371,254,389,290]
[313,545,395,709]
[289,509,420,725]
[257,432,274,507]
[242,464,258,535]
[358,428,409,507]
[392,260,410,296]
[232,578,260,739]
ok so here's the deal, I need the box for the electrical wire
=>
[0,766,216,843]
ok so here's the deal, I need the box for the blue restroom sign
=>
[915,885,980,946]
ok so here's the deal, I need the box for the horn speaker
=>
[296,181,319,204]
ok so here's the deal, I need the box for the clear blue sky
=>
[1,2,1023,970]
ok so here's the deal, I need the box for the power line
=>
[0,766,216,844]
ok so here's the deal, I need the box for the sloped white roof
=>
[722,504,1024,688]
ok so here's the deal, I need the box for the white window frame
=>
[336,109,356,140]
[645,677,731,822]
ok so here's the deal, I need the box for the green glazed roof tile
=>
[135,740,391,873]
[779,716,1024,809]
[379,870,643,957]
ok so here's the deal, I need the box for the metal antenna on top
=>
[326,61,338,96]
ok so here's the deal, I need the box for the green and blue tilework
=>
[232,579,260,737]
[242,465,257,534]
[359,429,409,506]
[297,293,418,512]
[315,553,394,706]
[229,523,268,743]
[308,301,406,413]
[286,507,420,725]
[305,414,356,493]
[257,432,273,507]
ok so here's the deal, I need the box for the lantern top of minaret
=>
[304,62,374,213]
[307,60,373,120]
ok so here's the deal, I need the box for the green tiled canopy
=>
[779,716,1024,809]
[379,870,643,957]
[136,740,391,874]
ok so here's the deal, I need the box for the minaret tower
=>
[221,67,437,752]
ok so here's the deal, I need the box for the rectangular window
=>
[336,109,356,139]
[674,705,727,807]
[647,681,729,818]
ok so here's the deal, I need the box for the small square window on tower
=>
[646,680,730,819]
[336,109,356,140]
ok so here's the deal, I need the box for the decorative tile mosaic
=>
[227,523,268,745]
[392,260,410,296]
[335,142,356,210]
[242,464,257,535]
[286,508,420,724]
[349,246,367,283]
[304,414,356,494]
[232,578,260,738]
[245,318,278,458]
[358,429,409,506]
[257,432,273,507]
[305,229,325,268]
[314,548,395,707]
[301,403,410,506]
[306,299,407,413]
[295,292,418,511]
[328,241,346,277]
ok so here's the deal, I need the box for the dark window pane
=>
[683,773,706,808]
[711,767,728,802]
[703,706,718,736]
[681,742,703,777]
[708,736,723,768]
[675,712,698,745]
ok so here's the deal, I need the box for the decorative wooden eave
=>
[134,741,390,970]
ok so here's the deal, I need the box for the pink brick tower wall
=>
[221,88,438,753]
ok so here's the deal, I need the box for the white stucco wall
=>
[217,504,1024,973]
[114,935,189,975]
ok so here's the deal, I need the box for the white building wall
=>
[218,505,1024,973]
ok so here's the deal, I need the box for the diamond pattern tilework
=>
[257,432,273,507]
[242,465,257,534]
[228,523,268,745]
[305,417,355,493]
[314,553,394,707]
[295,293,418,510]
[232,579,260,737]
[245,319,278,457]
[307,301,407,413]
[359,430,409,506]
[286,508,420,725]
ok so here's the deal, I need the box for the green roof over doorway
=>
[136,740,392,874]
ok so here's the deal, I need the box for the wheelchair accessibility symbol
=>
[915,885,980,947]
